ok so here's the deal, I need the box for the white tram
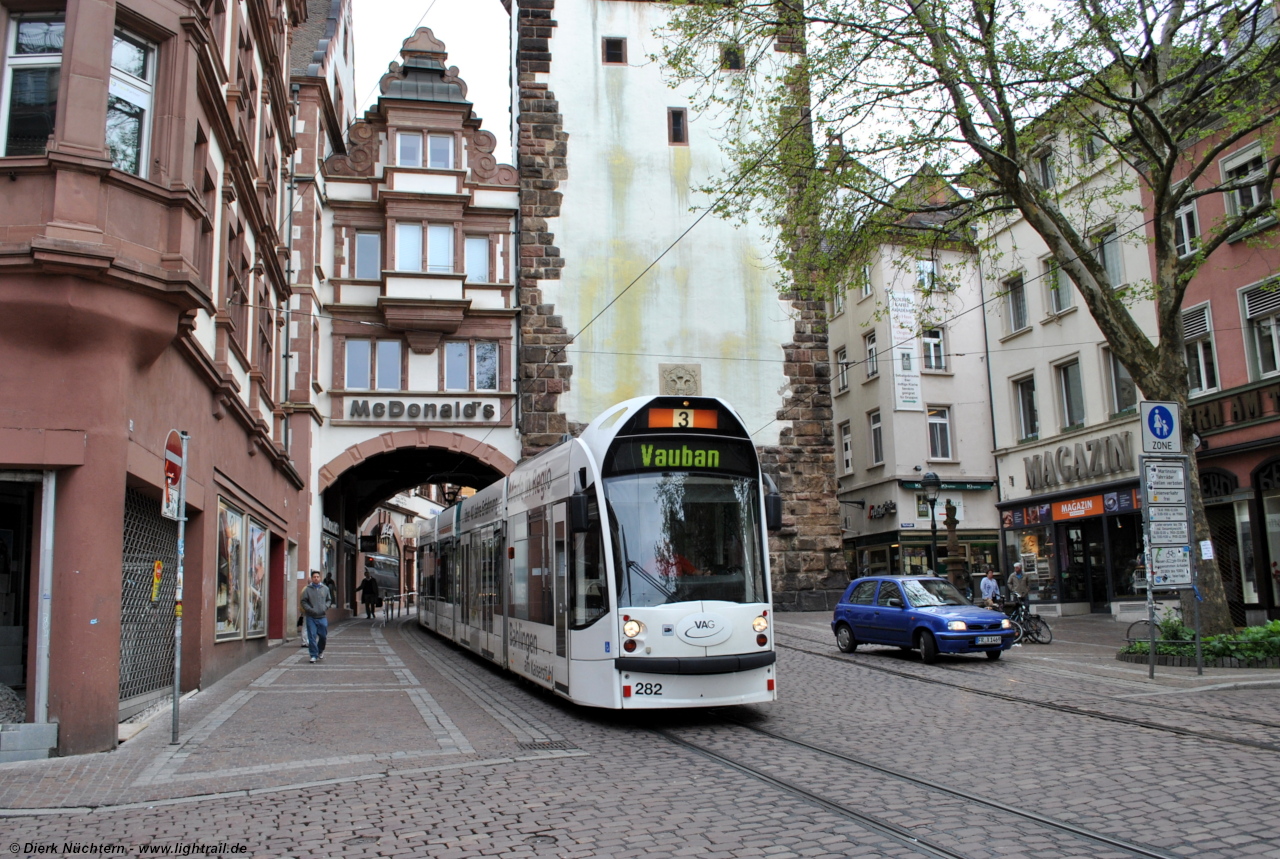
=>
[417,395,781,708]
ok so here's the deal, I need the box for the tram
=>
[416,395,781,708]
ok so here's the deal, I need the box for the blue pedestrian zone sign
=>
[1140,401,1182,454]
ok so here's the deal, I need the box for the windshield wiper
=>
[628,560,676,600]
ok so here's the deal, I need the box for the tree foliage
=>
[661,0,1280,633]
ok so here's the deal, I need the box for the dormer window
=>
[398,132,422,167]
[428,134,453,169]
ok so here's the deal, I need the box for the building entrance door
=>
[0,480,35,694]
[1063,519,1107,611]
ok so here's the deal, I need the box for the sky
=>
[351,0,513,163]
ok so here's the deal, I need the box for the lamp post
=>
[922,472,941,575]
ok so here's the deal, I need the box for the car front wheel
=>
[986,649,1002,661]
[919,631,939,664]
[835,623,857,653]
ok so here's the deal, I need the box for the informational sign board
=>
[161,429,185,520]
[1140,401,1182,454]
[1140,455,1193,587]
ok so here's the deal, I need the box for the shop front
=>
[999,481,1143,616]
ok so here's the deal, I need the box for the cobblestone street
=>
[2,614,1278,858]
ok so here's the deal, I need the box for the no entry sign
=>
[162,429,184,520]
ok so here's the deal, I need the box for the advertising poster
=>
[216,501,244,640]
[246,519,268,638]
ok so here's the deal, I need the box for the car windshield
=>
[605,472,766,607]
[903,579,970,607]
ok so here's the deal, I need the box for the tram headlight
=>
[623,619,643,638]
[947,621,968,631]
[752,616,769,633]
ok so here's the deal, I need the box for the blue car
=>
[831,576,1015,663]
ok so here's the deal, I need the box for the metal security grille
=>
[118,487,178,709]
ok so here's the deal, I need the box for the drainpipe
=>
[282,83,301,456]
[35,470,55,723]
[976,260,1003,504]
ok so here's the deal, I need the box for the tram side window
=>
[528,507,553,625]
[437,550,453,603]
[509,513,529,621]
[571,496,608,628]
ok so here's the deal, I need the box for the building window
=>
[927,406,952,459]
[1183,304,1218,395]
[427,224,453,273]
[720,44,744,70]
[668,108,688,145]
[922,328,945,371]
[355,232,381,279]
[916,259,936,291]
[107,30,155,176]
[830,287,844,316]
[1223,145,1272,217]
[397,131,422,167]
[602,37,626,65]
[1081,133,1103,164]
[444,341,499,391]
[395,223,422,271]
[835,347,848,391]
[858,264,873,299]
[868,410,883,465]
[839,422,852,474]
[465,236,490,282]
[1174,198,1199,257]
[864,331,878,378]
[1093,228,1123,288]
[1015,376,1038,441]
[1006,275,1029,332]
[427,134,453,169]
[1108,351,1137,414]
[1044,258,1072,314]
[375,340,402,391]
[1035,150,1055,187]
[1058,360,1085,428]
[345,339,402,391]
[2,15,65,157]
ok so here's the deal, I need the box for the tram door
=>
[552,502,569,691]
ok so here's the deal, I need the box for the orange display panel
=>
[647,408,718,430]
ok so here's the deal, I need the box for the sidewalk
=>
[0,618,580,813]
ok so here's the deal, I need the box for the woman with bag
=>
[357,571,380,619]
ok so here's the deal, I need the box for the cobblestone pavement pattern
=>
[0,613,1277,858]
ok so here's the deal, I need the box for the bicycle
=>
[1126,603,1181,641]
[1005,597,1052,644]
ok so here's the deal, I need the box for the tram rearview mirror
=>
[765,492,782,531]
[569,492,591,533]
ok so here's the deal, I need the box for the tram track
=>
[777,638,1280,754]
[656,723,1182,859]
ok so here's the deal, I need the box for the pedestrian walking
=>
[979,568,1001,609]
[357,571,380,619]
[301,571,332,664]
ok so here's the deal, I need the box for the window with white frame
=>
[1174,196,1199,257]
[830,286,844,316]
[107,30,155,176]
[1182,304,1218,395]
[427,224,453,273]
[1093,228,1123,288]
[1057,360,1085,428]
[397,131,422,167]
[927,406,952,459]
[1006,275,1029,332]
[444,340,500,391]
[395,223,422,271]
[1081,132,1104,164]
[428,134,453,169]
[864,331,878,378]
[1043,258,1072,314]
[1035,150,1055,187]
[916,258,936,291]
[835,346,848,391]
[1245,286,1280,378]
[1107,350,1137,414]
[464,236,490,282]
[355,232,381,279]
[345,339,402,391]
[2,15,65,157]
[1015,376,1038,440]
[868,410,883,465]
[839,422,852,474]
[1223,145,1272,217]
[922,328,945,370]
[859,264,873,299]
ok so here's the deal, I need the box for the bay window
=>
[107,30,155,176]
[2,15,64,157]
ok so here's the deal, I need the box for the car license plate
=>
[976,635,1001,645]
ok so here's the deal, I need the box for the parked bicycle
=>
[1001,595,1053,644]
[1126,603,1181,642]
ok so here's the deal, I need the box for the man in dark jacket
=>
[301,571,332,664]
[358,572,380,619]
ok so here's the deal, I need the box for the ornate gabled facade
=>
[295,27,520,613]
[0,0,309,757]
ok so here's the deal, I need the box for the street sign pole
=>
[171,432,189,744]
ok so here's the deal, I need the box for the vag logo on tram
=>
[640,444,720,468]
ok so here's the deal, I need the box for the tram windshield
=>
[604,472,767,607]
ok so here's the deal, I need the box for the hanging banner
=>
[887,289,923,411]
